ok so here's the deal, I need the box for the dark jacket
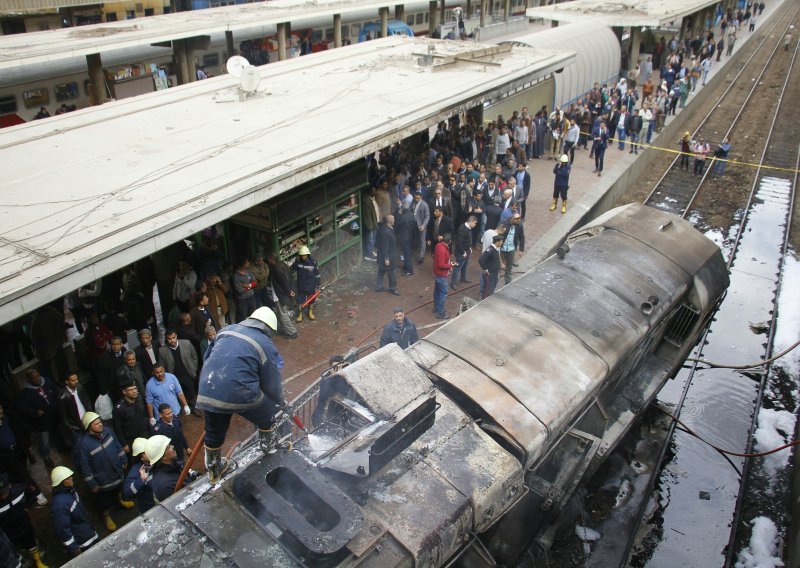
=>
[0,483,35,542]
[268,260,294,306]
[158,341,198,380]
[153,417,189,458]
[112,395,150,449]
[428,196,453,218]
[453,222,473,257]
[96,350,126,397]
[52,487,98,553]
[379,318,420,349]
[427,214,455,244]
[395,209,417,244]
[122,461,154,514]
[150,462,182,503]
[196,322,283,414]
[484,204,503,231]
[58,384,94,433]
[134,342,161,381]
[591,126,609,150]
[15,376,58,432]
[79,429,126,491]
[376,223,397,267]
[115,363,147,397]
[291,256,321,293]
[553,163,571,188]
[479,246,502,272]
[625,113,643,134]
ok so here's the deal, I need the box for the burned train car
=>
[72,203,729,567]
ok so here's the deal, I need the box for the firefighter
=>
[51,466,99,557]
[290,245,321,322]
[78,411,134,532]
[196,307,286,484]
[0,474,47,567]
[144,435,181,503]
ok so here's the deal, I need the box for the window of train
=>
[407,15,415,26]
[106,12,117,22]
[203,53,219,67]
[312,29,323,42]
[144,8,154,16]
[416,13,424,25]
[125,10,135,19]
[351,24,361,36]
[325,28,334,41]
[0,96,17,115]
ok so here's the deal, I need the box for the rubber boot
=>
[119,493,135,509]
[549,198,557,211]
[308,305,316,321]
[205,446,231,485]
[259,425,279,454]
[561,200,567,214]
[296,310,303,322]
[29,547,48,568]
[104,513,117,532]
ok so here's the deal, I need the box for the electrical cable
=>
[655,405,800,459]
[686,337,800,369]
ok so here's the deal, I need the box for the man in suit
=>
[451,216,478,290]
[428,185,452,218]
[412,192,430,264]
[479,234,504,298]
[426,207,455,255]
[157,330,200,416]
[515,162,532,220]
[134,329,160,381]
[375,215,401,296]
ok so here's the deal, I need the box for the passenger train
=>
[72,203,729,567]
[0,0,527,124]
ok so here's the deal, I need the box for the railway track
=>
[620,5,800,566]
[643,1,800,218]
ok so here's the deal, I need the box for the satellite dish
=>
[239,66,261,93]
[226,55,251,78]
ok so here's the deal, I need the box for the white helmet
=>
[144,435,171,464]
[249,307,278,331]
[51,466,74,487]
[81,411,101,430]
[131,437,148,457]
[560,154,569,163]
[298,245,311,256]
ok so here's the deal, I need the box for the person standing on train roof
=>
[197,307,285,484]
[291,245,321,322]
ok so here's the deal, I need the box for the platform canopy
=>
[0,0,454,71]
[526,0,719,28]
[0,36,574,325]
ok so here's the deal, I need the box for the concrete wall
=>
[474,16,529,41]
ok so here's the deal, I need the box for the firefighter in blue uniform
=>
[50,466,99,557]
[144,435,182,503]
[197,307,285,484]
[121,437,154,514]
[0,474,47,567]
[291,245,321,322]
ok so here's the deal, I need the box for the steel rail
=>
[619,5,800,565]
[723,33,800,566]
[642,0,800,212]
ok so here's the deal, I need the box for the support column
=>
[466,0,472,18]
[503,0,510,21]
[85,53,107,105]
[629,26,641,71]
[334,14,342,47]
[186,41,197,82]
[429,0,437,35]
[380,7,389,37]
[480,0,486,27]
[277,22,287,61]
[173,39,190,85]
[225,31,235,60]
[395,4,404,22]
[440,0,446,30]
[679,16,689,46]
